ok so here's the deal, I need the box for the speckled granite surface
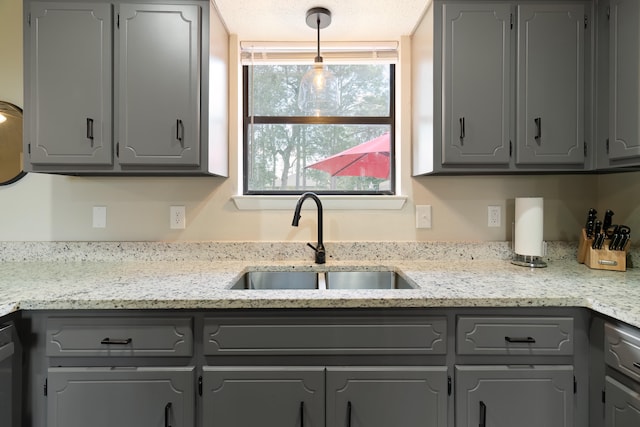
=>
[0,241,638,328]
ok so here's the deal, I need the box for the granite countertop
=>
[0,241,638,328]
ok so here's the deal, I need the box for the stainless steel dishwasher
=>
[0,324,19,427]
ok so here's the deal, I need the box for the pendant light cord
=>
[316,15,322,63]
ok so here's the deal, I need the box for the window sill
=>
[232,195,407,211]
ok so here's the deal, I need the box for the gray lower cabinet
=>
[455,365,574,427]
[603,322,640,427]
[202,366,448,427]
[47,367,195,427]
[605,376,640,427]
[326,367,448,427]
[202,367,325,427]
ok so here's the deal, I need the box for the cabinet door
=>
[609,0,640,161]
[605,376,640,427]
[442,3,511,165]
[47,367,194,427]
[202,367,325,427]
[118,4,200,166]
[455,365,574,427]
[28,2,112,165]
[516,4,585,165]
[326,367,448,427]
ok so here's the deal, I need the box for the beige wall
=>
[0,0,635,243]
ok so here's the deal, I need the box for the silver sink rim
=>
[230,269,416,290]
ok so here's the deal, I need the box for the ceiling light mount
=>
[305,7,332,30]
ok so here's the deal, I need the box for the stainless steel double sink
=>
[231,270,415,290]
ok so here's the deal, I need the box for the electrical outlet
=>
[488,205,501,227]
[416,205,432,229]
[170,206,186,229]
[92,206,107,228]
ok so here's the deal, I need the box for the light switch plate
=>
[416,205,432,229]
[92,206,107,228]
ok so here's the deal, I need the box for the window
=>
[243,52,396,195]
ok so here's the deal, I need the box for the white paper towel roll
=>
[514,197,544,257]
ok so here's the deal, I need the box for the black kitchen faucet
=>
[291,192,326,264]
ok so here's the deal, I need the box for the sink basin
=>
[231,271,318,290]
[325,271,414,290]
[231,270,415,290]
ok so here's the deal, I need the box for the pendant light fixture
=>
[297,7,340,115]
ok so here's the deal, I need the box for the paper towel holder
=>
[511,253,547,268]
[511,196,547,268]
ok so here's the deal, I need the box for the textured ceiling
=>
[212,0,431,41]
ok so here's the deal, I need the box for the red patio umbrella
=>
[306,132,390,179]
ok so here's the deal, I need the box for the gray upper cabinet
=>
[516,4,585,166]
[23,0,229,176]
[28,2,113,166]
[442,3,511,166]
[413,0,593,175]
[607,0,640,164]
[117,4,200,166]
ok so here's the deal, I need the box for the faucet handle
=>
[306,243,326,264]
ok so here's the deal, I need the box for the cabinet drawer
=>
[457,316,574,355]
[605,323,640,382]
[46,317,193,357]
[203,315,447,356]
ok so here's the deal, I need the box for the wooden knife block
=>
[578,228,629,272]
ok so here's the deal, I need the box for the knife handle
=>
[603,210,614,231]
[586,220,594,238]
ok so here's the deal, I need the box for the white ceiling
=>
[212,0,431,41]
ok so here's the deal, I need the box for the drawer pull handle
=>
[300,401,304,427]
[633,362,640,370]
[165,402,172,427]
[347,401,352,427]
[479,401,486,427]
[176,119,184,143]
[86,118,94,140]
[100,337,132,345]
[505,336,536,343]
